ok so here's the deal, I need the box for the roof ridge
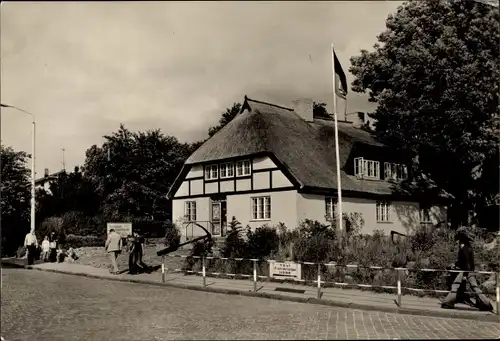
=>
[245,96,294,112]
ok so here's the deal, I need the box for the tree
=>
[82,124,195,221]
[36,166,99,221]
[208,102,242,137]
[349,0,499,226]
[1,145,31,255]
[313,102,331,119]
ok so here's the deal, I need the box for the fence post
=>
[317,263,322,300]
[202,256,206,287]
[397,268,402,308]
[496,272,499,320]
[253,260,257,292]
[161,256,165,283]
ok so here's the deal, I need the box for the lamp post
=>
[0,103,36,233]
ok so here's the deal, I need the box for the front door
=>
[211,200,227,236]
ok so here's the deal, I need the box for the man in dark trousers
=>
[127,234,138,274]
[23,230,38,266]
[441,227,493,311]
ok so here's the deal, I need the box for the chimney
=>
[291,98,314,122]
[44,168,49,177]
[351,112,366,128]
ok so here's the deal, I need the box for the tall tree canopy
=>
[208,102,242,137]
[349,0,499,225]
[82,124,197,221]
[1,145,31,255]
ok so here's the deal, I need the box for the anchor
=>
[157,223,212,257]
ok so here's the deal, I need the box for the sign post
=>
[106,222,133,238]
[269,261,302,281]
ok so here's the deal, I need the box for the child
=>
[41,236,50,262]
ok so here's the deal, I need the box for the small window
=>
[384,162,408,181]
[236,160,251,176]
[220,163,234,179]
[205,165,218,180]
[354,158,380,179]
[185,201,197,221]
[354,157,363,177]
[251,196,271,220]
[420,207,431,223]
[325,197,337,221]
[376,201,391,222]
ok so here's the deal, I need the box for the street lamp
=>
[0,103,36,233]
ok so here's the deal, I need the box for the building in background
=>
[168,96,451,239]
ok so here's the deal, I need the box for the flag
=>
[333,47,348,99]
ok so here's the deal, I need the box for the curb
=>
[4,261,499,324]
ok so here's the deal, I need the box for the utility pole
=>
[61,148,66,171]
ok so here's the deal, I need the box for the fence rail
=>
[159,254,500,321]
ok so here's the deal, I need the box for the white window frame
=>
[376,201,391,223]
[363,160,380,179]
[204,165,218,180]
[185,201,197,222]
[251,196,271,220]
[384,162,408,181]
[325,197,337,221]
[420,206,432,223]
[354,157,380,179]
[220,162,234,179]
[354,157,363,177]
[236,160,251,177]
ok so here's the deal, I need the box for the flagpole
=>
[331,44,343,234]
[344,98,348,122]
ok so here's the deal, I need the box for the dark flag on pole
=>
[333,48,348,99]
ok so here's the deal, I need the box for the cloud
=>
[0,1,403,176]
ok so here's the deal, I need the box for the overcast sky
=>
[1,1,403,177]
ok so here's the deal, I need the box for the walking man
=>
[105,228,122,274]
[24,230,38,266]
[441,226,493,311]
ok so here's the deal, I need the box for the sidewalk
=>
[2,258,499,323]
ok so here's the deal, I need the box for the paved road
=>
[1,268,499,340]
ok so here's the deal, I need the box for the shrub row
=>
[184,217,500,296]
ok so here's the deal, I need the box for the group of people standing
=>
[105,229,149,275]
[24,231,58,265]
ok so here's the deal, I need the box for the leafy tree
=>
[36,166,99,220]
[313,102,331,119]
[82,124,195,221]
[1,145,31,255]
[208,102,242,137]
[349,0,499,226]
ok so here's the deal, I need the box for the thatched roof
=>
[185,96,397,195]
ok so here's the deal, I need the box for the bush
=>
[246,225,279,260]
[164,223,181,249]
[63,234,105,248]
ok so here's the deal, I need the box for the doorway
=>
[211,200,227,236]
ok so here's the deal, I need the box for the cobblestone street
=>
[1,268,499,340]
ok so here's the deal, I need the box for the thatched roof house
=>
[168,96,451,237]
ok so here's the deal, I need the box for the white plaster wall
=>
[186,165,203,179]
[220,180,235,193]
[252,156,276,170]
[172,197,211,238]
[272,170,293,188]
[253,172,270,190]
[191,179,203,195]
[205,182,217,194]
[296,194,447,235]
[235,178,251,191]
[227,190,297,230]
[175,182,189,197]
